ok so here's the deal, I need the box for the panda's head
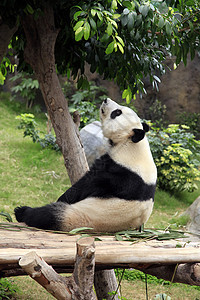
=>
[100,98,149,144]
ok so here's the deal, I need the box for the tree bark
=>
[0,17,18,63]
[94,270,121,300]
[20,3,119,299]
[21,5,88,184]
[19,251,72,300]
[19,237,96,300]
[139,263,200,286]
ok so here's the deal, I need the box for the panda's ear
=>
[142,122,149,133]
[131,129,145,143]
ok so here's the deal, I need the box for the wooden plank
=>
[1,225,200,270]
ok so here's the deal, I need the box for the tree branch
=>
[19,237,96,300]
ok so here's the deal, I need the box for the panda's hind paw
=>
[14,206,29,222]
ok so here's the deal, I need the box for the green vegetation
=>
[148,123,200,193]
[1,92,200,299]
[0,278,21,299]
[10,72,39,109]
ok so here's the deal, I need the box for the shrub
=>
[0,278,20,299]
[16,113,60,151]
[67,81,108,128]
[178,111,200,140]
[10,72,39,109]
[148,124,200,193]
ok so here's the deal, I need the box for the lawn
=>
[0,92,200,299]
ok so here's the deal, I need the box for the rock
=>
[80,121,109,167]
[184,196,200,234]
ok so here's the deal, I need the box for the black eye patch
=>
[110,109,122,119]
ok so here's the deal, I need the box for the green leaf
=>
[106,22,113,36]
[122,89,128,98]
[122,86,132,103]
[74,11,82,21]
[105,41,115,54]
[123,1,134,10]
[116,35,125,46]
[97,11,103,21]
[75,27,84,41]
[113,14,121,19]
[165,22,172,36]
[91,9,96,17]
[158,16,165,28]
[117,42,124,54]
[84,22,90,40]
[100,33,110,43]
[26,4,34,14]
[121,14,128,27]
[135,14,142,27]
[111,0,118,10]
[127,12,136,31]
[189,20,194,31]
[139,5,149,17]
[73,20,84,31]
[89,18,96,31]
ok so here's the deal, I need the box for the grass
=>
[0,92,200,299]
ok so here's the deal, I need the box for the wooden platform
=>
[1,223,200,277]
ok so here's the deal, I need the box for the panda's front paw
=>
[14,206,30,222]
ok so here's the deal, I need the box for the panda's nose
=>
[104,99,107,104]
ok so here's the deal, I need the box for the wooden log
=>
[138,263,200,286]
[1,226,200,288]
[19,251,72,300]
[18,237,97,300]
[73,237,96,299]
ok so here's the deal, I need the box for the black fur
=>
[110,109,122,119]
[142,122,149,133]
[57,154,156,204]
[131,129,145,143]
[14,203,64,230]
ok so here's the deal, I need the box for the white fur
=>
[100,99,142,144]
[101,98,157,184]
[59,98,156,232]
[60,197,154,232]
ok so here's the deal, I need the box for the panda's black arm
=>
[57,154,115,204]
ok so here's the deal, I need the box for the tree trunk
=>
[21,5,88,184]
[94,270,120,300]
[0,17,18,64]
[21,3,119,299]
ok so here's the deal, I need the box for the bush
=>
[148,124,200,193]
[178,111,200,140]
[63,81,108,128]
[0,278,20,299]
[10,72,39,109]
[16,113,60,151]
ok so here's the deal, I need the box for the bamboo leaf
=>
[69,227,94,234]
[0,212,13,222]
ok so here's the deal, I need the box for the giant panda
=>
[14,98,157,232]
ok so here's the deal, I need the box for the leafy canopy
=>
[0,0,200,101]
